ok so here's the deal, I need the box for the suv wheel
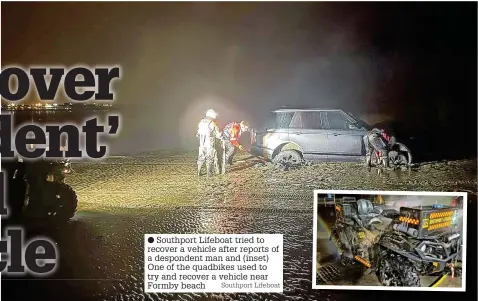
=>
[273,150,302,166]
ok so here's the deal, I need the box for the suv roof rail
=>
[273,108,344,113]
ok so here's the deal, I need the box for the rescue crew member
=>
[363,128,389,168]
[197,109,222,176]
[222,120,250,168]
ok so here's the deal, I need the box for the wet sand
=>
[66,151,476,212]
[2,150,476,301]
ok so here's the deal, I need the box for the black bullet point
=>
[148,237,154,243]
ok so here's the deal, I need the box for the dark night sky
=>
[2,2,477,151]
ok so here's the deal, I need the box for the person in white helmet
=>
[197,109,222,176]
[222,120,251,170]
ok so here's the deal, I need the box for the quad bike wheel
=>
[50,182,78,223]
[28,182,78,224]
[388,151,408,167]
[377,253,420,287]
[370,151,408,169]
[369,151,386,168]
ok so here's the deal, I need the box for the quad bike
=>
[331,199,462,287]
[3,156,78,225]
[365,128,413,169]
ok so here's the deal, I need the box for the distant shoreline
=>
[1,104,115,112]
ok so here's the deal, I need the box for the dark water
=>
[4,108,476,161]
[5,108,175,155]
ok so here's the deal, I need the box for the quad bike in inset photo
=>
[330,198,463,287]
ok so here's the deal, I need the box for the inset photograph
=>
[312,190,467,291]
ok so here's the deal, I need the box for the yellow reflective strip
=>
[431,274,447,287]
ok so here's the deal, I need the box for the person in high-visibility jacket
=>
[197,109,222,176]
[222,121,250,168]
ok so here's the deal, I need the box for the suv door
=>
[323,110,365,160]
[288,111,328,160]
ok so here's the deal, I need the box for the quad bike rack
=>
[316,262,345,283]
[317,262,455,287]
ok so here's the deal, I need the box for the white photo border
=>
[312,189,468,292]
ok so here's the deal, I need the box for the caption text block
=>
[144,234,283,293]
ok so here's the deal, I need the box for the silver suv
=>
[250,109,370,164]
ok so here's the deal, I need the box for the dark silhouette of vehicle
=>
[330,198,462,286]
[3,157,78,225]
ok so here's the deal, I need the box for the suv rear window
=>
[274,112,294,128]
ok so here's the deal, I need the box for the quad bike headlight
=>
[421,244,445,259]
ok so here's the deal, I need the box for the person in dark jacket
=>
[363,128,390,168]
